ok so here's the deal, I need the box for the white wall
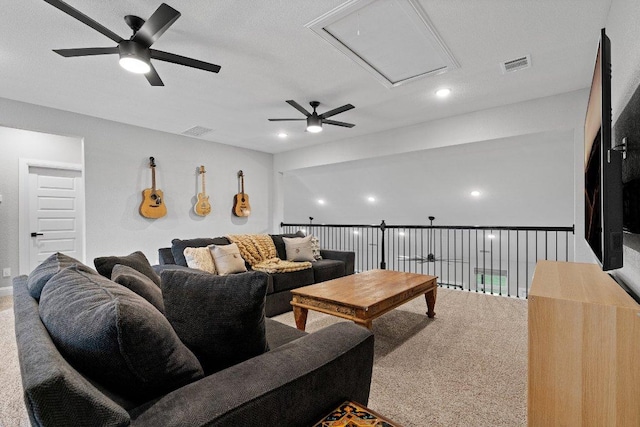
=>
[606,0,640,295]
[0,97,273,288]
[274,90,591,260]
[0,127,83,290]
[283,130,574,227]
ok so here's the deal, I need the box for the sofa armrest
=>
[320,250,355,275]
[130,322,374,427]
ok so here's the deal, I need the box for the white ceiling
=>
[0,0,612,154]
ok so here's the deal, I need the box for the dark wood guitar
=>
[194,165,211,216]
[233,170,251,217]
[140,157,167,219]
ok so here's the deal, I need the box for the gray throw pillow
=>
[94,251,161,287]
[283,235,316,262]
[27,252,97,300]
[161,269,269,374]
[111,264,164,314]
[39,265,203,401]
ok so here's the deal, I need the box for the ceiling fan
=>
[43,0,221,86]
[268,100,355,133]
[397,216,468,264]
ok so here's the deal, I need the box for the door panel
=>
[28,167,84,272]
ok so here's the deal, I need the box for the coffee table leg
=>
[425,286,437,318]
[293,306,308,331]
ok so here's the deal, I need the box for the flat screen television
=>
[584,28,623,271]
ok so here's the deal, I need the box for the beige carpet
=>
[0,297,29,427]
[274,288,528,426]
[0,289,527,427]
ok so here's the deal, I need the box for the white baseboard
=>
[0,287,13,297]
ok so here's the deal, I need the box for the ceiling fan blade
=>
[145,64,164,86]
[268,118,306,121]
[53,47,119,57]
[319,103,355,119]
[323,119,355,128]
[150,49,221,73]
[43,0,123,43]
[286,100,311,117]
[132,3,181,47]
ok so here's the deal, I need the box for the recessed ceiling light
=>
[353,230,359,235]
[317,199,325,205]
[471,190,481,197]
[488,234,496,239]
[435,88,451,98]
[277,132,288,138]
[367,196,376,202]
[399,232,405,237]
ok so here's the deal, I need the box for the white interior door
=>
[20,162,85,274]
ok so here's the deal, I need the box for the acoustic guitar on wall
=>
[140,156,167,219]
[233,170,251,217]
[194,165,211,216]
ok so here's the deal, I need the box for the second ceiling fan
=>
[268,100,355,133]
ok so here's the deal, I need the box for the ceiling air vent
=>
[500,55,531,74]
[181,126,213,137]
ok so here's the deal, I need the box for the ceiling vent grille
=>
[500,55,531,74]
[181,126,213,137]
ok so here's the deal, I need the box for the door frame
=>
[19,158,86,275]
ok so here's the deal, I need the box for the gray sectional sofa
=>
[13,256,374,426]
[157,232,356,317]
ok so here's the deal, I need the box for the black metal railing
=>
[281,220,575,299]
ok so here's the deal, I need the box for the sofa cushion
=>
[27,252,97,300]
[39,265,203,401]
[283,235,316,262]
[171,237,230,266]
[183,246,217,274]
[94,251,161,287]
[269,231,305,260]
[209,243,248,276]
[271,267,315,293]
[111,264,164,313]
[161,269,269,374]
[312,259,346,283]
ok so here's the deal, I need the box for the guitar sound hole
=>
[151,194,157,200]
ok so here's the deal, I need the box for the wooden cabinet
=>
[528,261,640,426]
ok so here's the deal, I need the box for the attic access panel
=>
[306,0,459,88]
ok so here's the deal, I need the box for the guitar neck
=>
[151,166,157,193]
[201,171,206,195]
[240,175,245,195]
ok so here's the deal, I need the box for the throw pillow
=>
[161,269,269,374]
[111,264,164,313]
[27,252,97,300]
[39,265,203,401]
[170,237,230,267]
[283,235,316,262]
[209,243,247,275]
[94,251,161,287]
[269,231,306,260]
[183,246,217,274]
[310,235,323,260]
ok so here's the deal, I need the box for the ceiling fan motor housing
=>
[119,40,150,63]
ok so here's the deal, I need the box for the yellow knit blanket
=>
[226,234,312,273]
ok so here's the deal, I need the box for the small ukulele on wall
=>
[233,170,251,217]
[140,156,167,219]
[194,165,211,216]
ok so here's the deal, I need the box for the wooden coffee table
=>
[290,269,437,331]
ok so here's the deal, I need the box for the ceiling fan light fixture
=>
[306,115,323,133]
[118,41,151,74]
